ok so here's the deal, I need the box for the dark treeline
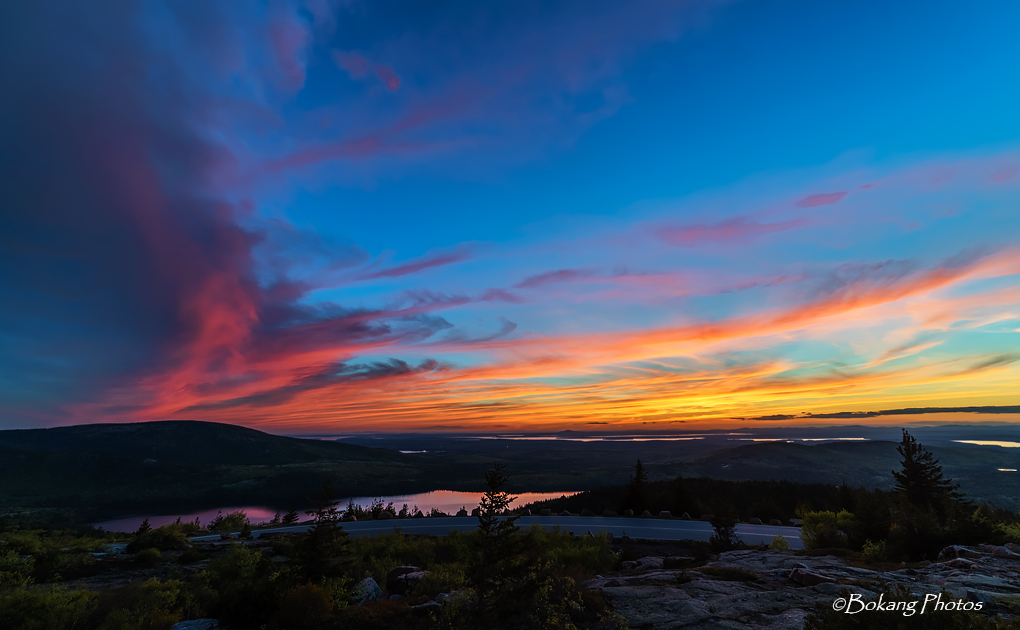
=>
[524,474,869,523]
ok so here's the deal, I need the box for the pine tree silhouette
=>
[892,429,964,516]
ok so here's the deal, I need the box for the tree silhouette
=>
[473,463,521,618]
[625,459,649,512]
[892,429,963,517]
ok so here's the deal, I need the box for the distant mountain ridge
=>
[0,420,404,465]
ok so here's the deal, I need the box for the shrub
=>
[95,578,188,630]
[178,548,205,564]
[768,535,791,551]
[410,564,467,597]
[800,510,857,549]
[127,524,189,553]
[862,539,887,562]
[0,550,34,588]
[0,586,98,630]
[272,583,334,630]
[208,511,249,532]
[709,517,741,552]
[134,548,163,565]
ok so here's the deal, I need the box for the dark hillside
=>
[0,420,403,465]
[0,421,468,522]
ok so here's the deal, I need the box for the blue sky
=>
[2,0,1020,431]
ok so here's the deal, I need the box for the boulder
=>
[520,509,532,516]
[1006,542,1020,554]
[789,568,835,587]
[749,517,762,525]
[938,558,977,570]
[700,514,714,522]
[171,621,220,630]
[434,593,450,604]
[662,556,694,569]
[603,509,618,517]
[621,557,664,571]
[411,600,441,614]
[540,509,552,516]
[456,508,468,517]
[992,546,1020,561]
[377,511,392,520]
[623,509,634,517]
[680,512,691,520]
[342,515,357,522]
[219,532,235,540]
[788,518,802,526]
[561,510,574,516]
[389,571,429,595]
[658,511,672,519]
[938,545,982,561]
[351,577,384,604]
[581,508,595,516]
[386,566,420,593]
[640,510,653,518]
[769,519,783,526]
[605,532,614,545]
[389,594,401,600]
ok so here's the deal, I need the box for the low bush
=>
[768,535,791,551]
[134,548,163,565]
[800,510,857,549]
[0,586,98,630]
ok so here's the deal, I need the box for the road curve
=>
[193,516,804,550]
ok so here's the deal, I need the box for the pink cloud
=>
[991,165,1019,183]
[269,15,310,90]
[334,50,402,90]
[375,65,401,91]
[795,191,848,208]
[333,50,370,78]
[515,268,596,289]
[359,249,471,280]
[656,217,808,247]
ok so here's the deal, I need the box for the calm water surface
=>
[93,490,576,533]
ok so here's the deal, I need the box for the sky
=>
[2,0,1020,433]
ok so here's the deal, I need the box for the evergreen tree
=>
[624,459,649,512]
[282,509,299,525]
[135,518,151,535]
[297,479,349,578]
[892,429,963,517]
[473,463,521,619]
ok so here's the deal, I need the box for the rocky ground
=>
[590,544,1020,629]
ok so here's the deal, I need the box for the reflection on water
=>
[955,440,1020,448]
[93,489,576,533]
[95,506,280,533]
[337,490,575,516]
[999,468,1018,472]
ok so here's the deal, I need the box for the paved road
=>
[193,516,803,549]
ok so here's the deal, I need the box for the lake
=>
[93,489,576,533]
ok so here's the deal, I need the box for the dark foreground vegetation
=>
[0,465,625,630]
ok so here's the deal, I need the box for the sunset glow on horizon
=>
[3,1,1020,433]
